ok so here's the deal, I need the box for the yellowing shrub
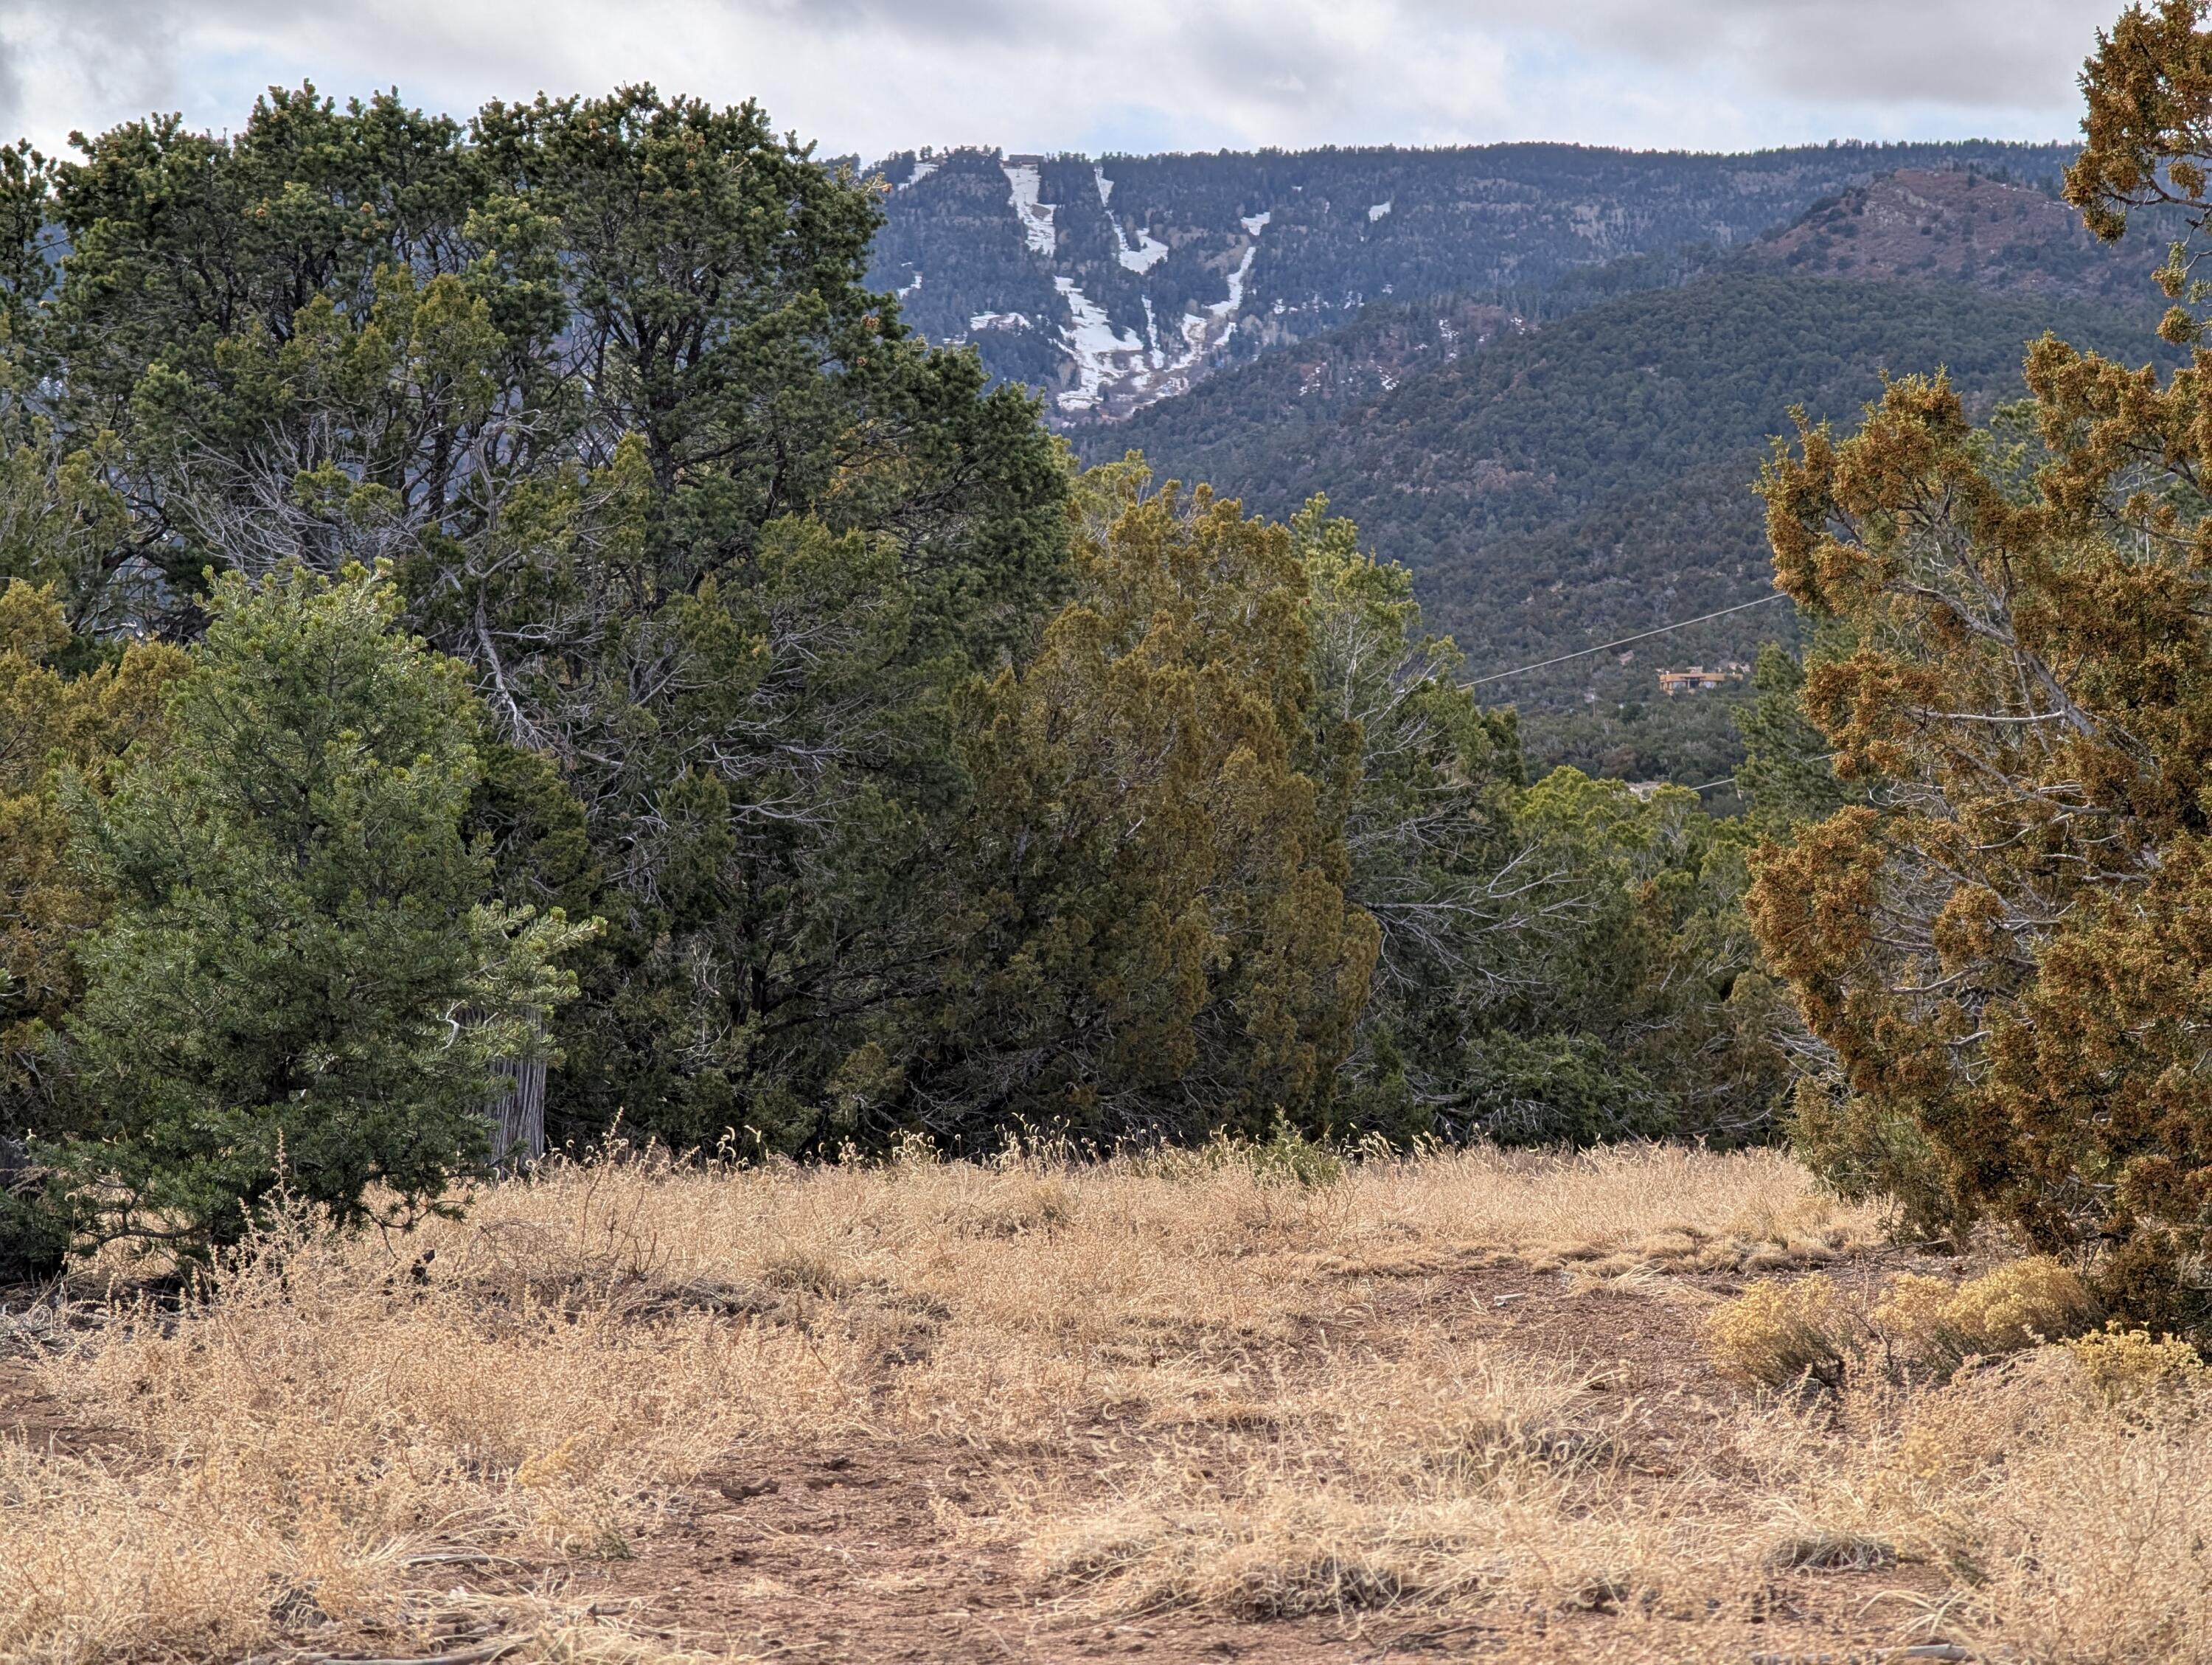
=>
[1874,1256,2098,1374]
[2067,1322,2208,1405]
[1950,1256,2099,1351]
[1870,1273,1958,1359]
[1715,1257,2100,1388]
[1705,1274,1850,1388]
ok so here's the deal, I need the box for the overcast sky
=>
[0,0,2124,161]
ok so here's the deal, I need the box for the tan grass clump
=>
[1712,1341,2212,1661]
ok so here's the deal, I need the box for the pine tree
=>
[56,566,589,1257]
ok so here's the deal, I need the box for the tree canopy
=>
[1745,1,2212,1328]
[0,79,1889,1279]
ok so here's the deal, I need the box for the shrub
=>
[1873,1257,2099,1375]
[1711,1257,2098,1388]
[2066,1323,2208,1405]
[1785,1077,1972,1249]
[1705,1274,1851,1388]
[1947,1256,2100,1352]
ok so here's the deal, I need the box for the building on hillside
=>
[1657,661,1747,696]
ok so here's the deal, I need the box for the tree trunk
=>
[484,1034,547,1170]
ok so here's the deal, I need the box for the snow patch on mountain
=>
[1054,276,1148,414]
[1368,200,1393,222]
[900,159,939,191]
[1094,164,1168,274]
[1211,246,1256,319]
[1118,229,1169,274]
[1003,160,1056,257]
[902,161,1279,421]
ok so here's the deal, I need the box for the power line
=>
[1685,751,1840,795]
[1463,592,1792,689]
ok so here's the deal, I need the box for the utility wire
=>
[1683,751,1840,795]
[1463,592,1792,688]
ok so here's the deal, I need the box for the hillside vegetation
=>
[872,141,2082,421]
[1093,273,2177,782]
[1742,167,2166,304]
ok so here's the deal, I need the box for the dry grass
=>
[1,1141,2208,1663]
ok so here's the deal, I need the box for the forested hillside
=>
[1741,167,2166,304]
[1089,273,2175,784]
[869,140,2081,423]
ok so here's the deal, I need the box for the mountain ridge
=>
[865,140,2084,424]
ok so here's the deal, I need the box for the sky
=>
[0,0,2126,161]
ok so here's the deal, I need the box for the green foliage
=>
[28,85,1070,1150]
[1287,495,1789,1147]
[1287,496,1525,1140]
[1784,1077,1972,1248]
[0,581,185,1133]
[1458,1030,1668,1146]
[1500,771,1792,1144]
[53,566,589,1256]
[908,466,1378,1145]
[0,580,187,1279]
[1733,642,1851,838]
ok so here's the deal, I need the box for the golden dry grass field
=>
[4,1142,2210,1664]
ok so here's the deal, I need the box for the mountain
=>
[1083,271,2177,788]
[1075,294,1523,473]
[1739,168,2163,307]
[866,142,2081,425]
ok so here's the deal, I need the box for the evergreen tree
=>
[1733,642,1848,838]
[903,464,1377,1144]
[0,581,185,1276]
[55,566,588,1256]
[1291,494,1790,1146]
[1745,1,2212,1325]
[12,86,1069,1148]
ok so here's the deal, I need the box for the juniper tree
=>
[13,86,1068,1147]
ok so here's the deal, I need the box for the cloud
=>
[1445,0,2109,111]
[0,0,2120,163]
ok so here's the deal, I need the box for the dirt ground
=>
[570,1268,1954,1662]
[0,1262,1947,1664]
[561,1258,1960,1664]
